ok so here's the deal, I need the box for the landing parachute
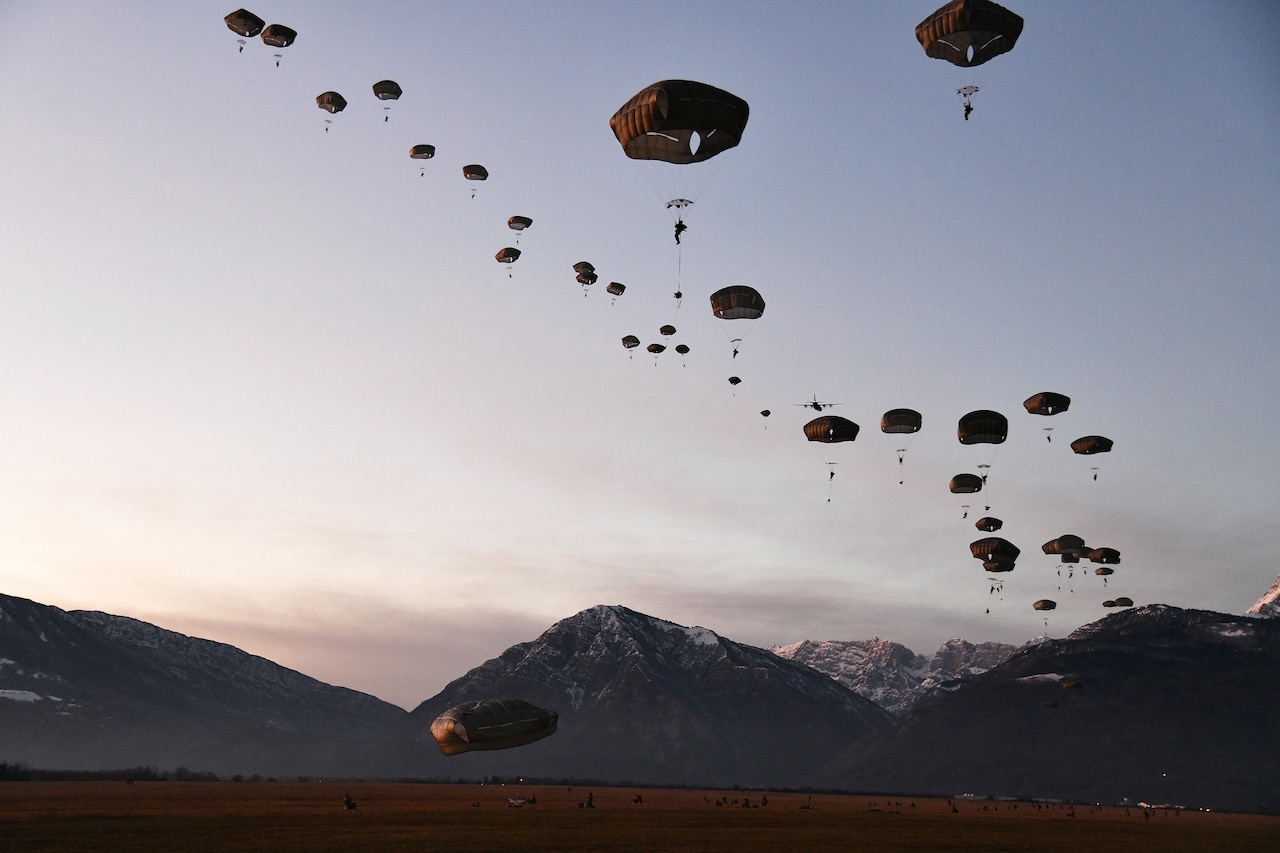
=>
[430,699,558,756]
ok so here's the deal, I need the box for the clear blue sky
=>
[1,1,1277,709]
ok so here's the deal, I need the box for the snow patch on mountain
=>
[0,689,42,703]
[1246,576,1280,618]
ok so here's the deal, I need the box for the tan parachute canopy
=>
[1024,391,1071,416]
[709,285,765,320]
[225,9,265,38]
[430,698,558,756]
[803,416,860,443]
[915,0,1024,68]
[958,410,1008,445]
[609,80,749,164]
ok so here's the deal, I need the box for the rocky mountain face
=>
[819,604,1280,813]
[770,636,1023,715]
[0,594,406,777]
[389,605,894,788]
[1246,575,1280,618]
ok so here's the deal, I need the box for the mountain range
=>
[3,579,1278,810]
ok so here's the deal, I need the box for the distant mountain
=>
[770,637,1024,715]
[390,605,893,788]
[0,594,406,777]
[819,604,1280,812]
[1246,575,1279,618]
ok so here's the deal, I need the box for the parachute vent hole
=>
[689,131,702,156]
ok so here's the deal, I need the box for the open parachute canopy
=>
[958,410,1008,445]
[316,92,347,114]
[949,473,984,494]
[975,516,1003,532]
[372,79,402,100]
[430,698,558,756]
[495,247,521,264]
[803,416,860,444]
[225,9,265,38]
[1033,599,1057,611]
[409,144,436,160]
[880,408,923,434]
[260,23,297,48]
[709,285,766,320]
[1024,391,1071,416]
[507,215,533,231]
[1071,435,1114,455]
[463,164,489,181]
[609,80,749,164]
[621,335,640,350]
[915,0,1024,68]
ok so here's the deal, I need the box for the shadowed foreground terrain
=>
[1,782,1276,852]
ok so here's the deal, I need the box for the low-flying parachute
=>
[463,164,488,197]
[915,0,1024,68]
[916,1,1023,120]
[1088,547,1121,565]
[975,516,1002,532]
[409,144,436,175]
[804,416,859,444]
[261,23,296,66]
[709,285,765,358]
[1108,596,1134,608]
[881,408,922,483]
[372,79,402,121]
[225,8,265,51]
[316,92,347,132]
[495,247,521,277]
[430,699,558,756]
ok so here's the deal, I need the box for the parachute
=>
[409,144,436,175]
[507,215,533,233]
[1041,534,1086,556]
[430,698,558,756]
[316,92,346,132]
[1088,547,1121,565]
[463,164,489,181]
[372,79,402,121]
[225,9,264,51]
[709,285,765,357]
[975,516,1002,532]
[606,282,626,303]
[1072,435,1113,480]
[659,325,677,337]
[261,24,296,66]
[1024,392,1071,416]
[803,416,859,444]
[646,343,666,354]
[949,473,983,493]
[728,376,741,385]
[970,537,1020,562]
[621,334,640,351]
[958,409,1008,446]
[609,80,749,164]
[1033,599,1057,611]
[881,408,922,482]
[915,0,1024,68]
[495,248,521,278]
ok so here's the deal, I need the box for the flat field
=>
[1,782,1276,852]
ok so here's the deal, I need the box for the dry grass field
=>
[1,781,1276,852]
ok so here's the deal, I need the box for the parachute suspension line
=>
[897,448,907,484]
[826,463,838,504]
[978,464,992,511]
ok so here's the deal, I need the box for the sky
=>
[1,1,1277,711]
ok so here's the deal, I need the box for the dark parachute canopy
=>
[372,79,402,101]
[983,556,1015,573]
[1024,391,1071,416]
[881,409,923,434]
[316,91,347,114]
[675,344,690,355]
[647,343,666,354]
[495,247,521,264]
[1089,547,1121,565]
[430,698,558,756]
[971,537,1020,561]
[572,261,595,275]
[975,516,1003,532]
[949,473,984,494]
[1042,534,1086,555]
[958,410,1008,445]
[463,164,489,181]
[915,0,1024,68]
[709,285,766,320]
[225,9,265,38]
[409,144,436,160]
[1033,599,1057,611]
[507,215,533,232]
[606,281,626,298]
[621,335,640,350]
[1071,435,1114,455]
[728,376,741,386]
[659,324,677,337]
[804,416,860,443]
[609,80,750,164]
[261,23,297,48]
